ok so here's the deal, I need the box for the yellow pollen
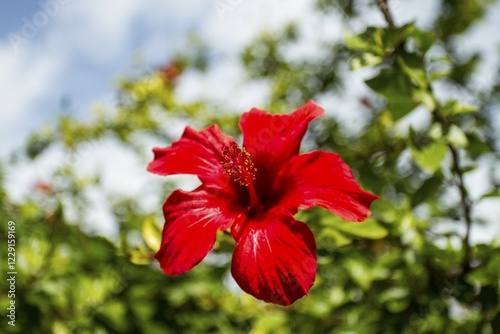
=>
[221,144,257,186]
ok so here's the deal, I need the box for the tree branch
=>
[374,0,474,276]
[375,0,396,28]
[449,145,473,274]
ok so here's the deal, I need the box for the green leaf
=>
[317,228,352,249]
[345,24,417,57]
[129,246,152,265]
[350,52,383,70]
[446,124,469,148]
[52,322,70,334]
[142,217,162,252]
[97,300,128,332]
[411,173,444,208]
[441,100,479,116]
[461,165,477,173]
[365,68,417,120]
[382,23,415,50]
[397,52,428,88]
[387,299,410,313]
[428,123,442,140]
[344,28,384,56]
[450,53,480,86]
[429,69,452,81]
[379,287,410,303]
[413,88,436,111]
[252,313,288,332]
[410,141,448,172]
[466,132,493,158]
[322,217,388,239]
[480,189,500,199]
[345,257,373,290]
[410,28,435,53]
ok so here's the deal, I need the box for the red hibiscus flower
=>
[33,180,53,194]
[159,61,183,84]
[147,100,378,306]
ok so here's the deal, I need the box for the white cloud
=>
[0,45,63,154]
[46,0,213,65]
[44,0,144,63]
[2,0,499,242]
[458,1,500,90]
[204,0,311,53]
[387,0,440,28]
[0,0,214,155]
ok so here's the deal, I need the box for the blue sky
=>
[0,0,327,235]
[1,0,499,240]
[0,0,214,156]
[0,0,444,156]
[1,0,499,156]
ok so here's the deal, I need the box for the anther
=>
[221,144,257,186]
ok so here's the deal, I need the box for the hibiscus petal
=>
[239,100,324,199]
[147,125,236,184]
[231,211,317,306]
[271,150,379,222]
[155,185,245,275]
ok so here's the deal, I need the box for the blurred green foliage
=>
[1,0,500,333]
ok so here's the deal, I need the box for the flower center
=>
[221,144,262,211]
[221,144,257,186]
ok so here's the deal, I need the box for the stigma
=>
[221,144,257,186]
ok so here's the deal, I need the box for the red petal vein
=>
[231,211,317,306]
[271,150,379,222]
[147,125,237,185]
[155,185,245,275]
[239,100,324,200]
